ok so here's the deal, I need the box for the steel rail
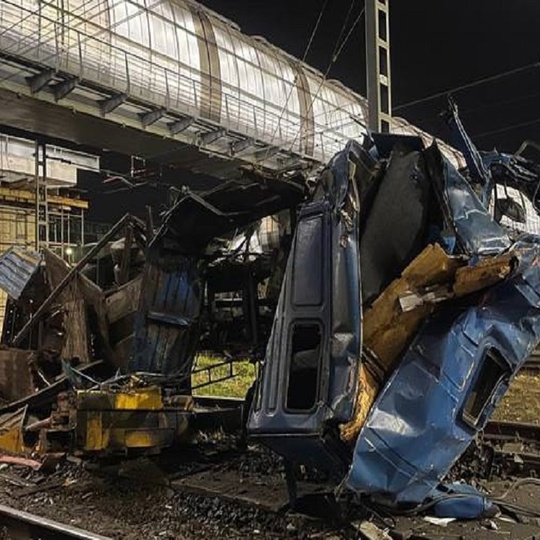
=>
[484,420,540,445]
[523,357,540,372]
[0,503,111,540]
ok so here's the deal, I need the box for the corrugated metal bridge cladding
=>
[0,0,462,177]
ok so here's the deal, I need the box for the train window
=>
[286,323,322,412]
[462,349,510,427]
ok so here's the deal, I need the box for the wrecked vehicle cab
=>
[248,121,540,516]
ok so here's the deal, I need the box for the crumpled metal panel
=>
[131,178,304,377]
[444,98,492,204]
[424,145,511,256]
[0,247,41,300]
[129,255,202,378]
[345,135,534,506]
[347,238,540,504]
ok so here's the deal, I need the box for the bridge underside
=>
[0,87,246,179]
[0,56,319,181]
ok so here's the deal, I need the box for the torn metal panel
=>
[12,213,133,348]
[0,247,41,300]
[0,360,106,417]
[347,239,540,505]
[105,276,142,369]
[340,245,514,443]
[340,244,461,442]
[248,116,540,518]
[132,177,305,376]
[152,176,305,254]
[444,97,492,205]
[129,255,202,378]
[44,250,90,364]
[423,144,511,256]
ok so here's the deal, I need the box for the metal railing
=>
[0,1,367,165]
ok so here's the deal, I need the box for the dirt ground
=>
[0,439,538,540]
[0,371,537,539]
[493,372,540,425]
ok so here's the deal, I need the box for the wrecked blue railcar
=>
[348,239,540,506]
[248,127,540,517]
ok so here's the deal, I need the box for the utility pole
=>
[366,0,392,132]
[34,140,49,250]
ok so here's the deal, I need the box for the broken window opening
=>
[462,348,510,428]
[286,323,322,412]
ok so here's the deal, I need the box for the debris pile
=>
[249,101,540,519]
[0,100,537,529]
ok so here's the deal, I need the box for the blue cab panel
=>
[248,126,540,516]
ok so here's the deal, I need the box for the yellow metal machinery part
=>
[0,407,27,454]
[75,386,194,455]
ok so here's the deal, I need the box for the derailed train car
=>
[247,106,540,517]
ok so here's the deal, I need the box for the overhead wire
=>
[287,1,366,154]
[407,89,540,126]
[393,59,540,112]
[265,0,332,148]
[473,116,540,141]
[302,0,331,63]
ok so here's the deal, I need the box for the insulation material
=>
[340,244,515,443]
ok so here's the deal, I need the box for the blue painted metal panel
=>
[347,242,540,503]
[440,156,511,255]
[249,140,363,444]
[346,141,540,506]
[0,247,41,300]
[444,97,492,205]
[129,256,202,376]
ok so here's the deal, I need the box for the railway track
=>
[0,504,110,540]
[523,356,540,372]
[483,420,540,475]
[484,420,540,444]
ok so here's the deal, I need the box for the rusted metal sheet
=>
[106,276,142,325]
[0,247,40,300]
[105,276,142,369]
[0,348,35,402]
[44,250,90,364]
[0,407,27,454]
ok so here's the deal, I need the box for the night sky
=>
[200,0,540,152]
